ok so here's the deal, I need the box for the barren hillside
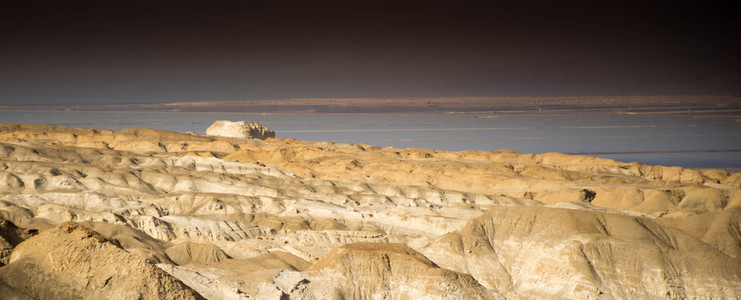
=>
[0,123,739,299]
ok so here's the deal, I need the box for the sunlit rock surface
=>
[206,120,275,140]
[0,222,203,299]
[0,123,739,299]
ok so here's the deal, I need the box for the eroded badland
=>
[0,123,740,299]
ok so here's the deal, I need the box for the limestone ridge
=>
[304,243,496,299]
[0,222,204,300]
[425,206,741,298]
[206,120,275,139]
[0,123,740,299]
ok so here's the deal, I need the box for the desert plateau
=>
[0,121,739,299]
[4,0,741,298]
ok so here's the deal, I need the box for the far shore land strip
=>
[2,96,740,115]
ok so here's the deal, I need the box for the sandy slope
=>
[0,123,739,299]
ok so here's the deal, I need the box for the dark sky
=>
[1,0,739,105]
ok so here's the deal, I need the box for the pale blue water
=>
[1,111,740,169]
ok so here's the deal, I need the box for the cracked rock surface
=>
[0,123,739,299]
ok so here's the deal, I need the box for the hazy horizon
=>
[2,1,740,106]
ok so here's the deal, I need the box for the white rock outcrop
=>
[206,120,275,139]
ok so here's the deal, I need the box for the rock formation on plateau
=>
[206,120,275,139]
[0,123,739,299]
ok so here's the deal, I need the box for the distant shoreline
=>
[2,95,740,115]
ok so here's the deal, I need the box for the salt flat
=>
[0,123,739,299]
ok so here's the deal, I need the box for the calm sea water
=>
[1,111,740,169]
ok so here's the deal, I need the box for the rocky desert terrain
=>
[0,122,740,299]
